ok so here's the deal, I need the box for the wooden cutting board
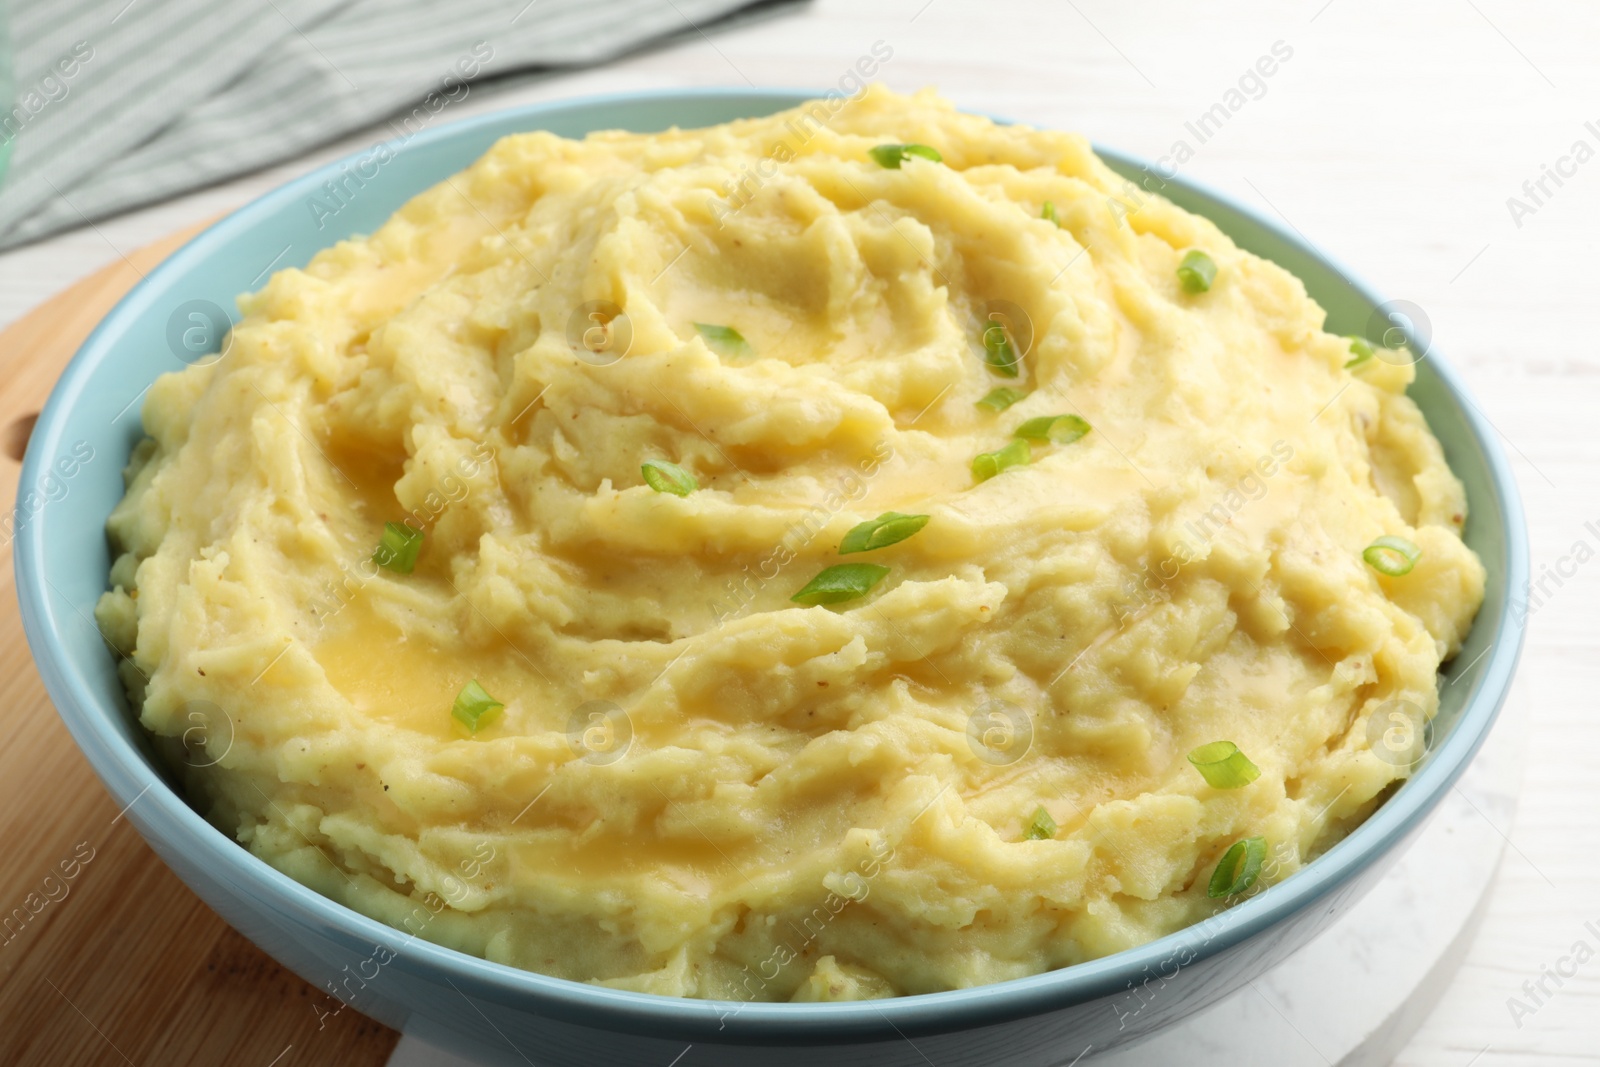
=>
[0,227,400,1067]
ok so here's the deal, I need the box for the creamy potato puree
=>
[97,87,1484,1000]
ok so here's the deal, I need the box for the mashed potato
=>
[96,86,1484,1000]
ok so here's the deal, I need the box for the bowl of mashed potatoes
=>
[18,86,1526,1065]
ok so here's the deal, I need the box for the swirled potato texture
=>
[97,87,1483,1000]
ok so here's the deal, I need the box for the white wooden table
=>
[2,1,1592,1062]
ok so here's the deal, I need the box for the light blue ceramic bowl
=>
[16,89,1527,1065]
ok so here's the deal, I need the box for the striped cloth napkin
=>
[0,0,782,249]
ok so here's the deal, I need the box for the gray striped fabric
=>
[0,0,781,249]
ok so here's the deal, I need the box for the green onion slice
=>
[1042,200,1060,226]
[1344,337,1374,369]
[977,387,1027,412]
[869,143,942,168]
[1024,805,1058,841]
[840,512,930,554]
[1177,249,1218,294]
[791,563,890,606]
[972,438,1032,483]
[452,679,504,733]
[1187,741,1261,789]
[641,459,698,497]
[1207,836,1267,899]
[374,522,425,574]
[982,320,1022,377]
[694,322,753,360]
[1013,413,1091,445]
[1363,535,1421,576]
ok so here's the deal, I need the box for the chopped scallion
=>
[791,563,890,606]
[452,680,504,733]
[982,320,1022,377]
[641,459,698,497]
[840,512,930,554]
[1013,413,1091,445]
[972,438,1032,483]
[1344,337,1374,369]
[869,143,942,168]
[976,387,1027,412]
[374,522,425,574]
[1187,741,1261,789]
[1363,535,1421,577]
[1042,200,1060,226]
[1024,805,1058,840]
[694,322,753,360]
[1207,836,1267,899]
[1177,249,1218,294]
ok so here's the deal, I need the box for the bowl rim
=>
[15,85,1529,1043]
